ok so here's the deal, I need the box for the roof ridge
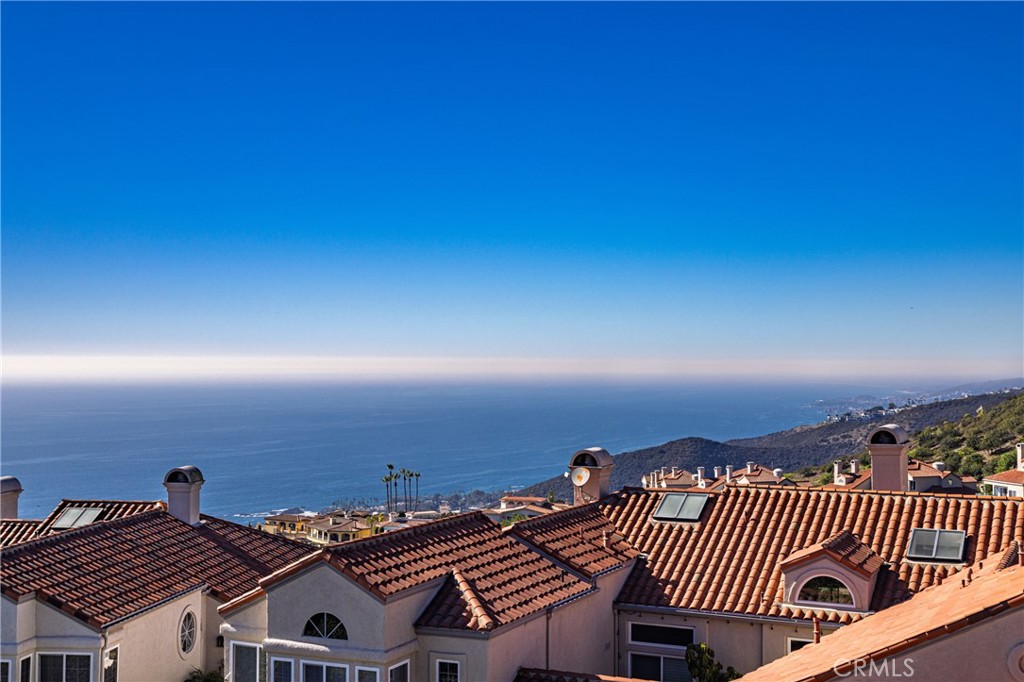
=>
[451,567,495,631]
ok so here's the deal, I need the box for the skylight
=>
[51,507,104,530]
[906,528,966,562]
[652,493,709,522]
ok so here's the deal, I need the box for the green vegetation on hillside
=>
[908,394,1023,478]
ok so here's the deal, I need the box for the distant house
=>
[983,443,1024,497]
[262,512,319,540]
[643,461,795,490]
[306,514,375,545]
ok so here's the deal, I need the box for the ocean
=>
[1,381,899,520]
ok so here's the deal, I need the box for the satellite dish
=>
[571,467,591,487]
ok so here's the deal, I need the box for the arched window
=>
[797,576,853,605]
[180,611,197,653]
[303,612,348,640]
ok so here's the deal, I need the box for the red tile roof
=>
[223,512,594,632]
[780,529,884,578]
[986,469,1024,485]
[605,486,1024,624]
[739,548,1024,682]
[0,519,42,548]
[508,503,637,578]
[1,510,312,628]
[514,668,647,682]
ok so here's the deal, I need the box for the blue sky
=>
[2,2,1021,382]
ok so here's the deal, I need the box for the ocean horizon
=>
[2,380,931,520]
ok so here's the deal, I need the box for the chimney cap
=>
[570,447,613,469]
[868,424,910,446]
[0,476,23,494]
[163,466,205,485]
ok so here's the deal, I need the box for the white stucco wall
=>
[104,589,206,681]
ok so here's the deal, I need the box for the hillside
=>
[519,389,1023,501]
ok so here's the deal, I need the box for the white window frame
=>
[435,659,460,682]
[786,637,814,654]
[36,652,95,682]
[386,660,410,682]
[19,656,31,682]
[354,667,379,682]
[299,660,347,682]
[627,621,696,649]
[231,642,263,682]
[627,651,686,681]
[270,657,295,682]
[1,658,12,682]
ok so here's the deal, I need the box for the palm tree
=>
[381,476,391,515]
[414,472,421,513]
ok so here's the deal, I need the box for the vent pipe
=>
[696,467,705,483]
[725,465,734,483]
[833,460,842,482]
[713,466,721,479]
[746,461,755,474]
[850,460,859,475]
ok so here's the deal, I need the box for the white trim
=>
[435,659,460,682]
[627,621,696,649]
[354,666,379,682]
[786,637,814,654]
[386,660,410,682]
[299,659,347,682]
[35,652,96,682]
[178,607,198,659]
[231,642,262,682]
[270,656,295,682]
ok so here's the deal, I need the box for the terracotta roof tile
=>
[780,529,884,577]
[295,512,595,631]
[0,519,43,548]
[739,550,1024,682]
[508,502,637,578]
[986,469,1024,485]
[606,486,1023,624]
[1,510,311,627]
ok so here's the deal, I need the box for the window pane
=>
[438,661,459,682]
[40,656,64,682]
[678,495,708,520]
[798,576,853,605]
[272,660,293,682]
[75,508,103,527]
[65,656,91,682]
[303,664,325,682]
[663,656,690,682]
[789,640,812,653]
[632,624,694,647]
[235,646,259,682]
[1,662,9,682]
[630,654,661,681]
[20,659,30,682]
[388,663,408,682]
[357,670,379,682]
[935,531,965,561]
[326,667,346,682]
[908,529,937,559]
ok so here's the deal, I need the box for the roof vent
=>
[163,466,205,525]
[0,476,24,519]
[934,462,946,472]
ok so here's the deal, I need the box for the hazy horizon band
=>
[3,355,1018,384]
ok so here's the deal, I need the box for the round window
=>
[180,611,197,654]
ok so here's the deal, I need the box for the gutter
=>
[615,603,848,628]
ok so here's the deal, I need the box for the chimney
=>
[568,447,614,506]
[746,461,755,474]
[697,467,705,482]
[0,476,23,519]
[725,465,734,483]
[713,466,721,479]
[1017,443,1024,471]
[866,425,910,492]
[163,466,205,525]
[670,467,678,477]
[850,460,859,475]
[833,460,842,482]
